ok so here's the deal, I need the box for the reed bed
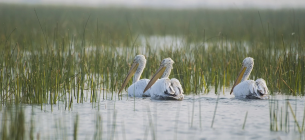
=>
[0,4,304,107]
[268,97,305,133]
[0,105,105,140]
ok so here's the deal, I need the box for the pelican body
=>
[230,57,269,99]
[143,58,184,100]
[118,55,151,97]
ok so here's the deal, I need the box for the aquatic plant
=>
[0,4,304,107]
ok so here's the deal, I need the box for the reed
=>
[242,111,248,130]
[0,4,304,108]
[73,114,79,140]
[211,91,220,128]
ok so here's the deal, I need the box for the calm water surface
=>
[16,92,305,140]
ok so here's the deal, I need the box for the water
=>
[5,91,304,140]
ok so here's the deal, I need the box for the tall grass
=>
[0,4,304,107]
[268,97,305,135]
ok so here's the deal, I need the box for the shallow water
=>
[3,92,305,140]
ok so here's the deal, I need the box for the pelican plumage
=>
[118,55,151,97]
[143,58,184,100]
[230,57,269,99]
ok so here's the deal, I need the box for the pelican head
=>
[118,55,146,94]
[159,58,175,71]
[143,58,174,93]
[230,57,254,95]
[242,57,254,69]
[133,55,147,69]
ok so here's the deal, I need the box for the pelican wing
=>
[149,78,184,100]
[163,78,176,96]
[246,81,262,99]
[256,85,268,95]
[255,78,268,95]
[254,78,269,99]
[170,78,184,96]
[233,80,269,99]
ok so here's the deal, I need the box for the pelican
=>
[230,57,269,99]
[118,55,151,97]
[143,58,184,100]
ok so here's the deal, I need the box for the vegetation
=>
[1,4,305,139]
[0,4,304,105]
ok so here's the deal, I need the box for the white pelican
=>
[118,55,151,97]
[143,58,184,100]
[230,57,269,99]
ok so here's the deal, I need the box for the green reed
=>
[1,105,27,140]
[242,111,248,130]
[268,96,305,134]
[0,4,305,107]
[0,105,108,140]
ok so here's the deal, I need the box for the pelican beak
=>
[230,66,247,95]
[143,66,166,93]
[118,62,139,94]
